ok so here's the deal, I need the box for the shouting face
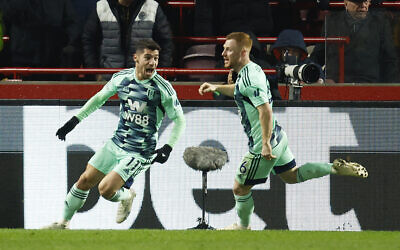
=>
[134,48,159,80]
[221,39,242,71]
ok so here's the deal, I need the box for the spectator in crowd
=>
[310,0,398,83]
[268,29,324,90]
[0,0,82,80]
[82,0,174,81]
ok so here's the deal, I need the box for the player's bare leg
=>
[42,164,104,229]
[98,171,136,223]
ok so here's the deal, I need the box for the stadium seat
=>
[182,44,217,82]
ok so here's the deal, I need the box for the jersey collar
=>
[133,68,157,84]
[238,62,253,76]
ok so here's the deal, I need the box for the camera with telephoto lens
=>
[276,51,320,84]
[276,51,321,100]
[278,63,320,84]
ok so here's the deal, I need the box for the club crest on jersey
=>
[147,89,155,100]
[122,86,130,93]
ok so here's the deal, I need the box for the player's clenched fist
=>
[198,82,217,95]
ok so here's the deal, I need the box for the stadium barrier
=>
[0,77,400,101]
[0,100,399,230]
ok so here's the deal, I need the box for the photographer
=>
[268,29,324,91]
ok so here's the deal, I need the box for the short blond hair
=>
[226,32,253,51]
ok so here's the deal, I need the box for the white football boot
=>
[41,221,69,230]
[116,189,136,223]
[218,222,251,230]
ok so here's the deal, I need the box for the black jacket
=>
[82,0,173,69]
[311,10,398,83]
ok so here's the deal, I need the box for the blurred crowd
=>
[0,0,399,84]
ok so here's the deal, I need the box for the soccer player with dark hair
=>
[43,39,186,229]
[198,32,368,230]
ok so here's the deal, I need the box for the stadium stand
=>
[0,0,400,98]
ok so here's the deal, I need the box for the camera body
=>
[278,63,321,84]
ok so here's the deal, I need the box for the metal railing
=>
[174,36,349,83]
[0,35,348,82]
[0,67,277,80]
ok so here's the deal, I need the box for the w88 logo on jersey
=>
[123,111,149,126]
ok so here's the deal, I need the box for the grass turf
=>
[0,229,399,250]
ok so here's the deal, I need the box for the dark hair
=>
[135,39,161,53]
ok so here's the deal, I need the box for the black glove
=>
[152,144,172,164]
[56,116,79,141]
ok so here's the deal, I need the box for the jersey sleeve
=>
[167,112,186,147]
[243,70,272,107]
[159,81,184,121]
[75,78,118,121]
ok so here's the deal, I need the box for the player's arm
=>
[153,82,186,164]
[167,113,186,148]
[56,81,117,141]
[198,82,235,97]
[153,112,186,163]
[257,102,276,161]
[244,69,276,160]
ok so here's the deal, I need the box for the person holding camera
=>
[268,29,324,89]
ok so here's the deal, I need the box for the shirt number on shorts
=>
[240,161,247,174]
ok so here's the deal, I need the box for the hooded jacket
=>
[269,29,324,82]
[270,29,308,63]
[82,0,173,69]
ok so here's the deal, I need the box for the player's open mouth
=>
[145,69,154,74]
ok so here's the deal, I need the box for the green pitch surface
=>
[0,229,399,250]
